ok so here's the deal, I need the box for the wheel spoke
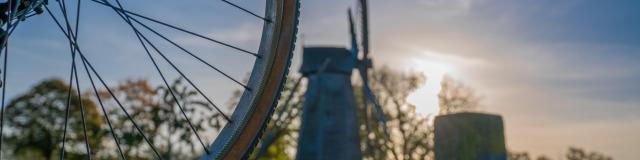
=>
[76,2,128,158]
[132,28,233,122]
[71,2,124,159]
[112,0,213,154]
[77,43,163,160]
[55,0,93,158]
[72,32,93,160]
[220,0,270,22]
[46,5,163,159]
[90,0,260,57]
[100,0,232,122]
[81,56,127,160]
[79,43,127,159]
[60,64,75,160]
[137,32,213,155]
[126,16,250,90]
[68,0,93,158]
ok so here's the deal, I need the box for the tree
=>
[358,67,432,160]
[155,78,226,158]
[99,79,160,159]
[438,75,479,115]
[4,78,106,159]
[100,78,223,159]
[566,147,612,160]
[508,147,613,160]
[536,155,552,160]
[508,151,531,160]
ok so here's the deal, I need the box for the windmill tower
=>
[296,47,362,159]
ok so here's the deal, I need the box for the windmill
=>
[253,0,389,159]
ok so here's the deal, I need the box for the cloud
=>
[175,23,262,50]
[327,1,640,159]
[417,0,474,13]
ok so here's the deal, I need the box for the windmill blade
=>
[356,0,372,114]
[352,1,388,138]
[357,69,391,138]
[358,0,370,58]
[347,8,359,59]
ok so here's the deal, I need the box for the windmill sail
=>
[350,4,390,138]
[348,8,359,60]
[359,0,370,58]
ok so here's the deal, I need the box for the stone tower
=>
[434,112,507,160]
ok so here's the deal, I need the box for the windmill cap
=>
[300,47,356,76]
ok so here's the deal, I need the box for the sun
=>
[406,51,457,117]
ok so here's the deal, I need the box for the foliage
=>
[566,147,612,160]
[97,79,160,159]
[508,147,613,160]
[3,77,226,159]
[508,151,532,160]
[357,67,431,160]
[155,78,227,158]
[100,78,223,159]
[4,78,106,159]
[438,75,479,115]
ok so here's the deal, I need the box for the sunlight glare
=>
[406,50,457,118]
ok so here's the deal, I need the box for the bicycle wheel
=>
[0,0,299,159]
[207,0,299,159]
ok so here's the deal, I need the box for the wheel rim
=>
[0,0,299,159]
[207,0,299,159]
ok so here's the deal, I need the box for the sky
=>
[295,0,639,159]
[3,0,640,159]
